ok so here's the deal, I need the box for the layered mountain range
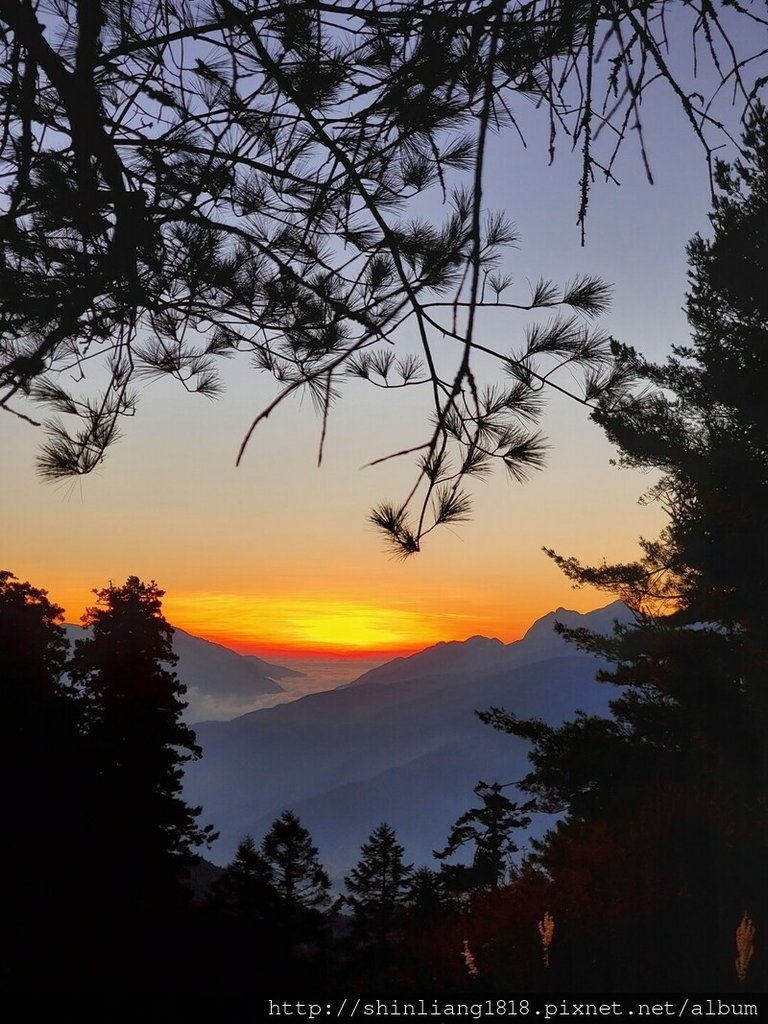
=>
[183,601,633,878]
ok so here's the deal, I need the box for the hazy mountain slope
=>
[186,603,630,874]
[63,623,296,721]
[172,628,292,696]
[341,601,630,692]
[340,635,510,690]
[201,654,607,878]
[241,653,304,678]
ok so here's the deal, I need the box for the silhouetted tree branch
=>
[1,1,765,551]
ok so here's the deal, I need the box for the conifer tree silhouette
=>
[480,109,768,990]
[213,834,276,921]
[434,780,531,891]
[69,576,214,915]
[0,570,88,987]
[261,811,330,915]
[345,823,413,941]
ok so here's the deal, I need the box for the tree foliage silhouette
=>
[480,109,768,988]
[212,834,276,921]
[1,1,764,552]
[69,575,213,911]
[406,867,449,922]
[345,822,413,940]
[0,570,87,973]
[0,568,70,721]
[434,780,532,891]
[260,810,330,914]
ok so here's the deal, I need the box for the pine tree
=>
[405,867,447,922]
[434,781,532,891]
[212,835,276,921]
[69,576,213,913]
[0,570,88,986]
[481,109,768,988]
[260,811,330,915]
[540,110,768,840]
[345,823,413,940]
[0,569,71,734]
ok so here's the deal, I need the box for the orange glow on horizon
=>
[160,591,479,656]
[41,574,615,658]
[43,577,613,658]
[213,638,421,660]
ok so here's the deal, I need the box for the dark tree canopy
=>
[0,569,82,802]
[260,810,331,913]
[0,568,77,821]
[480,111,768,986]
[69,575,213,906]
[212,834,277,920]
[0,570,219,986]
[1,1,765,553]
[405,866,448,921]
[434,780,532,890]
[345,822,413,938]
[0,571,84,988]
[0,568,69,712]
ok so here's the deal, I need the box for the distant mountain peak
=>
[431,635,503,650]
[521,600,631,646]
[340,633,508,690]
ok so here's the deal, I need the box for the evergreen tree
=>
[0,569,69,709]
[69,576,213,913]
[481,110,768,989]
[345,823,413,940]
[212,835,276,921]
[406,867,447,922]
[434,781,532,891]
[0,570,87,987]
[261,811,330,915]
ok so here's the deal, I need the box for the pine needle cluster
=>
[1,2,764,550]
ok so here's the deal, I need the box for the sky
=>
[2,8,762,660]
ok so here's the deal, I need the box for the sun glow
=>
[161,591,466,655]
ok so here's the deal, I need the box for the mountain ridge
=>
[184,601,630,876]
[63,622,295,721]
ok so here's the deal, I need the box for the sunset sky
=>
[1,17,752,660]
